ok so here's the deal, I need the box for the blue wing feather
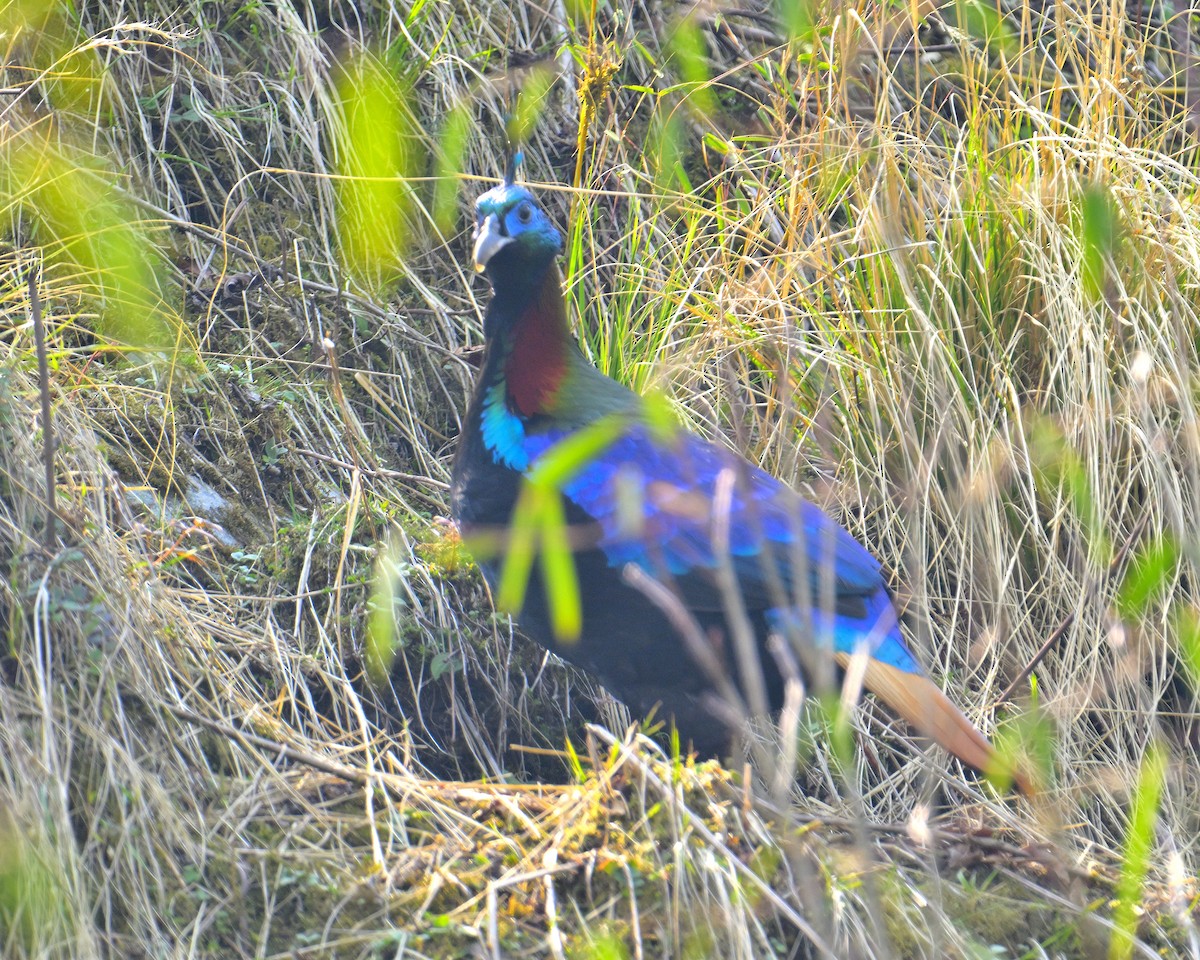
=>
[511,420,923,674]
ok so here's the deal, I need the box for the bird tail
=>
[840,654,1036,794]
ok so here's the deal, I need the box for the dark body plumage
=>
[452,179,1021,784]
[450,250,739,751]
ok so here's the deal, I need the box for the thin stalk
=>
[30,265,55,549]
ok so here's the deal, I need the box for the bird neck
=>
[489,261,573,418]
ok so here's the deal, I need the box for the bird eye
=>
[516,202,533,224]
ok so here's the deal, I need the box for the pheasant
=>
[451,169,1024,789]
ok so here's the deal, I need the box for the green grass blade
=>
[1110,743,1166,960]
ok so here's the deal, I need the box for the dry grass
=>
[1,0,1198,957]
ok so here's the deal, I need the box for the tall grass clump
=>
[0,0,1197,957]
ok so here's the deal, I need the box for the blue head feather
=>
[474,183,563,261]
[472,183,561,249]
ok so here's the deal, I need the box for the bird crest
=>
[504,147,523,187]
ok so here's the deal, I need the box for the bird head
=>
[472,181,562,277]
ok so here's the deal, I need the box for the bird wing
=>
[520,421,920,670]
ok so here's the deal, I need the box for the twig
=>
[994,611,1078,707]
[158,699,383,786]
[156,698,568,797]
[995,511,1151,705]
[29,265,56,549]
[292,447,450,488]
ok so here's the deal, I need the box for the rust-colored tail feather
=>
[838,654,1036,794]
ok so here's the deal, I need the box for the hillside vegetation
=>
[1,0,1198,957]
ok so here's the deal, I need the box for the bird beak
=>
[472,214,512,272]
